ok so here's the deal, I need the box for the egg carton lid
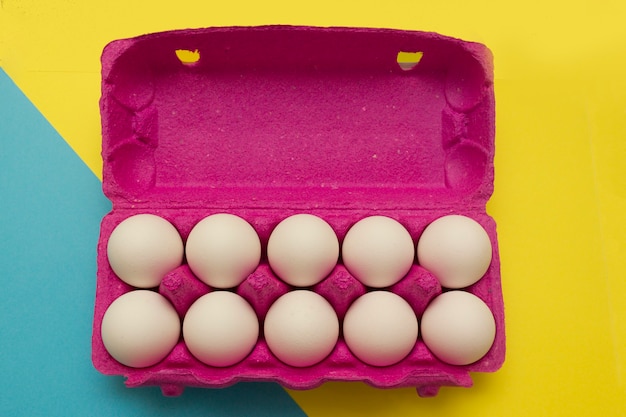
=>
[100,26,495,211]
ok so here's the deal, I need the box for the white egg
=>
[183,291,259,367]
[341,216,415,288]
[267,214,339,287]
[101,290,181,368]
[264,290,339,367]
[420,290,496,365]
[107,214,184,288]
[343,291,418,366]
[417,215,492,289]
[185,213,261,289]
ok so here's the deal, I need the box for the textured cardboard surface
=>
[93,26,503,397]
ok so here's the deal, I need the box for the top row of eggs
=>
[106,213,492,291]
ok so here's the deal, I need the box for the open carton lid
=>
[100,26,495,211]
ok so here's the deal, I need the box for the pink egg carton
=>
[93,26,505,397]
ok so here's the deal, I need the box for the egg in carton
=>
[92,26,505,397]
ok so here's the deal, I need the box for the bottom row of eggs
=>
[101,290,496,369]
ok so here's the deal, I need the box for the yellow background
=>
[1,1,624,415]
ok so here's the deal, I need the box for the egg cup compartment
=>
[94,26,504,397]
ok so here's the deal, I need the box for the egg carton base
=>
[118,368,475,398]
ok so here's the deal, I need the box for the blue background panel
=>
[0,68,307,417]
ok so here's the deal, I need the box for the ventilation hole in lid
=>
[397,51,423,71]
[175,49,201,66]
